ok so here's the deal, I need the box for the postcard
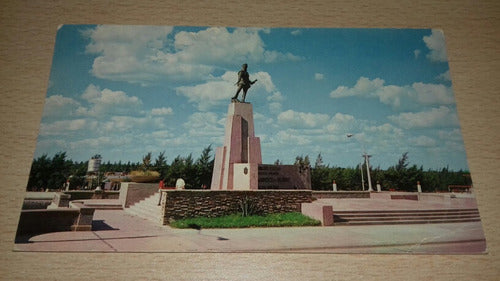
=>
[14,25,486,254]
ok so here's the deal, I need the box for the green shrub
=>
[170,212,321,229]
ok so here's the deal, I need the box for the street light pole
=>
[364,153,373,192]
[348,133,374,192]
[359,162,365,191]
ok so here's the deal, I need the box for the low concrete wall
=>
[16,205,95,236]
[22,200,52,210]
[22,191,119,209]
[391,194,419,200]
[161,190,313,224]
[313,191,370,199]
[119,182,158,208]
[301,203,333,226]
[64,190,120,200]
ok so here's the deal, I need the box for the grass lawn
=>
[170,212,321,229]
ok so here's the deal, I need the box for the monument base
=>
[210,102,262,190]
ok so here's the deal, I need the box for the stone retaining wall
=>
[161,190,313,224]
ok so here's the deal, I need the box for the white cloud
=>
[412,82,454,105]
[42,95,81,118]
[414,49,421,59]
[273,129,312,146]
[330,77,384,98]
[388,106,459,129]
[423,29,448,62]
[267,91,285,114]
[151,130,171,138]
[314,73,324,80]
[39,119,93,136]
[80,84,142,117]
[84,25,176,83]
[83,26,300,85]
[437,128,463,142]
[101,116,165,133]
[268,102,283,114]
[267,91,284,102]
[176,75,234,111]
[277,110,330,128]
[325,113,356,133]
[254,112,274,125]
[410,135,437,147]
[436,70,451,81]
[176,71,277,110]
[183,112,224,137]
[330,77,455,110]
[151,107,173,116]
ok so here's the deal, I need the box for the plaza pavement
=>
[14,206,487,254]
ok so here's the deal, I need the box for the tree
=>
[314,153,324,168]
[141,152,152,171]
[27,154,51,191]
[154,151,168,178]
[311,153,330,189]
[194,145,214,188]
[68,161,88,189]
[396,152,409,171]
[26,152,71,191]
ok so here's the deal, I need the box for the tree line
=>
[26,148,470,193]
[309,152,472,192]
[26,146,215,191]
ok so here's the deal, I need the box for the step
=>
[126,204,161,218]
[125,208,163,223]
[129,198,159,208]
[124,192,163,223]
[338,215,479,220]
[334,217,481,226]
[126,205,160,218]
[337,215,480,223]
[129,202,161,213]
[334,212,479,218]
[333,208,479,214]
[332,208,481,226]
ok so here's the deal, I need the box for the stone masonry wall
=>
[161,190,313,224]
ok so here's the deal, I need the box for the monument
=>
[210,102,263,190]
[211,64,311,190]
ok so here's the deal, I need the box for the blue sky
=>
[35,25,469,170]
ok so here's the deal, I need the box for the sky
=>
[35,25,469,170]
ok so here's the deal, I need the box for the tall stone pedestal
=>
[211,102,262,190]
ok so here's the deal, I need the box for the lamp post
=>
[359,162,365,191]
[347,134,373,192]
[363,153,373,192]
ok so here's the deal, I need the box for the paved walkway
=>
[14,209,487,254]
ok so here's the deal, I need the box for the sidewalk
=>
[13,209,487,254]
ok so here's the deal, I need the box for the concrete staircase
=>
[333,208,481,226]
[124,192,163,224]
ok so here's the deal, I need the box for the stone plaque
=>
[258,164,311,190]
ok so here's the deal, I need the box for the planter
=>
[129,175,160,183]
